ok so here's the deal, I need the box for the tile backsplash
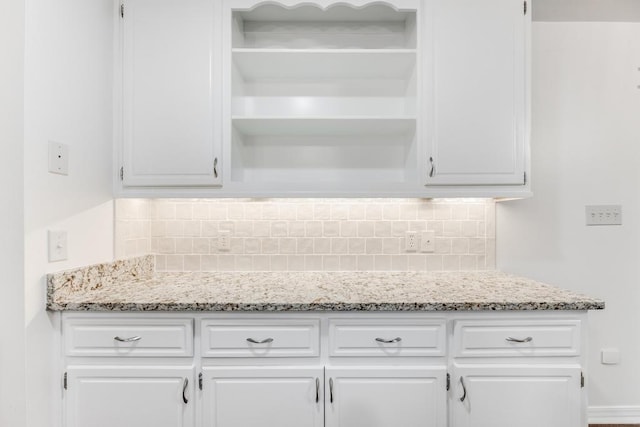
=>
[115,199,495,272]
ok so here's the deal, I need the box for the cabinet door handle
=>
[375,337,402,344]
[459,377,467,402]
[315,377,320,403]
[429,157,435,178]
[506,336,533,343]
[182,378,189,404]
[113,336,141,342]
[329,378,334,403]
[246,337,274,344]
[213,157,218,178]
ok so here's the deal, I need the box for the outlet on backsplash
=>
[115,198,496,272]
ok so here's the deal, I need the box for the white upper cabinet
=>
[120,0,222,187]
[424,0,529,187]
[116,0,530,197]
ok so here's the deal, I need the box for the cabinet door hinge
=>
[63,372,68,390]
[120,4,124,18]
[198,372,203,390]
[581,372,585,388]
[119,166,124,181]
[446,373,450,391]
[524,1,527,15]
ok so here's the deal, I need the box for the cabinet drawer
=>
[329,319,446,357]
[64,317,194,357]
[453,320,581,357]
[201,319,320,358]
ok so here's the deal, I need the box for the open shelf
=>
[232,117,416,136]
[232,49,416,81]
[232,4,417,49]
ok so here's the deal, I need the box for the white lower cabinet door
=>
[201,366,324,427]
[325,366,447,427]
[65,366,195,427]
[451,364,582,427]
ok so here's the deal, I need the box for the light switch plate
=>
[585,205,622,226]
[48,230,68,262]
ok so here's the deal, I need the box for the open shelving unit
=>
[223,1,420,193]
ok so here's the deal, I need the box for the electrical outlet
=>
[218,230,231,251]
[585,205,622,226]
[405,231,418,252]
[420,231,435,253]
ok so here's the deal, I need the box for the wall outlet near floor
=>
[420,231,435,253]
[48,230,68,262]
[218,230,231,251]
[405,231,418,252]
[585,205,622,226]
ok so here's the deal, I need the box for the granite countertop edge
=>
[46,256,606,313]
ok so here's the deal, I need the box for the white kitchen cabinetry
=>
[60,312,585,427]
[325,366,446,427]
[201,366,324,427]
[450,318,585,427]
[65,366,195,427]
[450,365,582,427]
[424,0,529,186]
[116,0,530,197]
[120,0,222,188]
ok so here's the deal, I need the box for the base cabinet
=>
[201,366,324,427]
[61,313,587,427]
[450,365,582,427]
[65,366,195,427]
[325,367,447,427]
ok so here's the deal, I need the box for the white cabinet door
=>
[202,366,324,427]
[122,0,221,187]
[65,366,194,427]
[425,0,528,186]
[325,366,447,427]
[451,364,582,427]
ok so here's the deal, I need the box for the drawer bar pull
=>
[114,336,142,342]
[329,378,334,403]
[182,378,189,404]
[375,337,402,344]
[315,377,320,403]
[246,338,274,344]
[506,336,533,343]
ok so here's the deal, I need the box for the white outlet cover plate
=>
[48,141,69,175]
[420,231,435,252]
[405,231,418,252]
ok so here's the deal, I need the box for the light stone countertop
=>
[46,256,605,312]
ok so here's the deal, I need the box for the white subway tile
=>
[184,255,201,272]
[252,255,270,271]
[460,255,478,270]
[253,221,271,237]
[365,204,383,220]
[314,204,330,220]
[155,255,167,271]
[357,222,374,237]
[176,238,193,254]
[314,238,331,254]
[229,238,244,254]
[348,204,366,220]
[374,255,392,271]
[348,238,366,254]
[426,255,443,271]
[175,204,193,220]
[209,204,227,220]
[280,238,297,254]
[218,255,236,271]
[245,238,261,254]
[193,238,210,254]
[245,204,262,220]
[227,204,244,220]
[399,204,417,220]
[451,238,470,254]
[331,238,348,255]
[339,255,357,271]
[271,221,288,237]
[166,255,184,271]
[305,221,323,237]
[323,221,340,237]
[323,255,340,271]
[391,255,408,271]
[382,204,400,220]
[262,204,280,220]
[270,255,288,271]
[261,238,279,254]
[391,221,408,237]
[357,255,375,271]
[236,255,253,271]
[407,254,427,271]
[193,204,209,220]
[288,255,305,271]
[374,221,392,237]
[434,205,452,220]
[382,238,400,254]
[297,238,314,254]
[365,238,383,255]
[201,221,218,237]
[158,238,176,254]
[442,255,460,271]
[305,255,323,271]
[330,204,349,220]
[297,204,314,220]
[340,221,357,237]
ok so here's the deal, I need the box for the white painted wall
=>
[497,22,640,422]
[23,0,116,425]
[0,0,27,424]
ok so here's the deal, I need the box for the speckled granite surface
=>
[47,256,605,312]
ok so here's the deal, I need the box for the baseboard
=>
[589,406,640,424]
